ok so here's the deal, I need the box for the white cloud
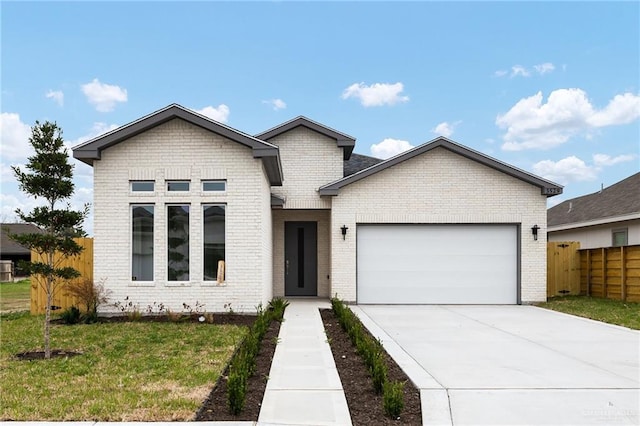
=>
[341,82,409,107]
[45,90,64,106]
[0,113,32,161]
[195,105,230,123]
[511,65,530,77]
[532,156,598,185]
[370,138,414,159]
[262,99,286,111]
[81,78,128,112]
[533,62,555,75]
[431,121,460,138]
[497,89,640,151]
[592,153,636,167]
[495,63,555,78]
[588,93,640,127]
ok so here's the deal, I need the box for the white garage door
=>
[357,225,518,304]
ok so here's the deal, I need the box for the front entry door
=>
[284,221,317,296]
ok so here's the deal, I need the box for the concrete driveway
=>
[352,305,640,425]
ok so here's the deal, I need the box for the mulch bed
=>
[194,319,281,421]
[321,309,423,425]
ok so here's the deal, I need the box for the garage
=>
[357,224,519,304]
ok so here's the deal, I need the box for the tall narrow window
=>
[203,204,225,281]
[168,205,190,281]
[132,205,154,281]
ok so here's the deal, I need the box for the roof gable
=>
[255,116,356,160]
[548,172,640,227]
[319,137,563,196]
[72,104,283,186]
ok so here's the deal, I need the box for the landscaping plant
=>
[7,121,88,359]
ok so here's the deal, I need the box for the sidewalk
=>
[258,299,352,425]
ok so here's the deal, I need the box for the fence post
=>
[601,247,607,299]
[620,246,626,302]
[586,250,591,296]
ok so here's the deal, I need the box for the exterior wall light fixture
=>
[531,224,540,241]
[341,225,348,240]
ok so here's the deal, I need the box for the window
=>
[132,205,154,281]
[131,181,154,192]
[203,204,225,281]
[612,229,628,247]
[167,205,190,281]
[167,181,190,192]
[202,180,226,192]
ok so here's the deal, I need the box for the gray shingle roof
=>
[1,223,44,255]
[344,153,383,176]
[547,172,640,227]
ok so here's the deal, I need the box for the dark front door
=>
[284,221,317,296]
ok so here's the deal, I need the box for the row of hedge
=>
[331,297,404,418]
[226,298,288,414]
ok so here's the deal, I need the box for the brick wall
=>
[329,147,548,303]
[93,118,272,313]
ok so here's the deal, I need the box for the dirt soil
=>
[196,309,422,424]
[321,309,423,425]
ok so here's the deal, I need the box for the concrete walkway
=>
[258,299,352,426]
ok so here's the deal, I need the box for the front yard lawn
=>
[0,312,247,421]
[0,279,31,313]
[536,295,640,330]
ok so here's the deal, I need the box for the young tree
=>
[9,121,88,359]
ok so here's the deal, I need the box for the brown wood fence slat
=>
[30,238,93,314]
[578,245,640,303]
[547,242,581,297]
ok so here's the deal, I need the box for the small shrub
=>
[371,353,388,394]
[64,278,110,322]
[268,297,289,322]
[383,380,405,419]
[60,306,81,324]
[227,368,247,415]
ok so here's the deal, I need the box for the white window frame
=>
[130,180,155,192]
[202,203,226,285]
[612,228,628,247]
[202,180,226,193]
[130,204,155,285]
[167,204,191,284]
[166,180,190,192]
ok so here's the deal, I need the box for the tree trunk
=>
[44,278,52,359]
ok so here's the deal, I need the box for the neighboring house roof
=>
[1,223,44,255]
[319,137,563,196]
[548,172,640,230]
[344,153,383,177]
[72,104,284,186]
[255,116,356,160]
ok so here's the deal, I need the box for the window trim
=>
[167,203,191,283]
[130,180,155,192]
[166,180,190,192]
[131,204,155,284]
[612,228,628,247]
[202,203,226,285]
[202,180,226,193]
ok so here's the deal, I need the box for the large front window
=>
[167,205,190,281]
[203,204,225,281]
[132,205,154,281]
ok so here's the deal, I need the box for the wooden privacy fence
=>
[30,238,93,314]
[547,242,581,297]
[580,245,640,302]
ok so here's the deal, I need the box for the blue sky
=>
[2,1,639,235]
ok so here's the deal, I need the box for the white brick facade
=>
[328,147,548,303]
[83,108,552,311]
[93,118,272,313]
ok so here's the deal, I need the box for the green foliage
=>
[60,306,82,324]
[225,298,288,415]
[383,380,405,419]
[537,296,640,330]
[7,121,89,358]
[268,297,289,322]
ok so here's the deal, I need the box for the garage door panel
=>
[357,225,518,304]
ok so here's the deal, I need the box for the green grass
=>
[0,279,31,313]
[0,312,247,421]
[536,295,640,330]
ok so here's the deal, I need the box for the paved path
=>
[258,299,352,425]
[354,305,640,425]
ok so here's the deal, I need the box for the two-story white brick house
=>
[72,104,562,313]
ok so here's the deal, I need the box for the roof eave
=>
[548,212,640,232]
